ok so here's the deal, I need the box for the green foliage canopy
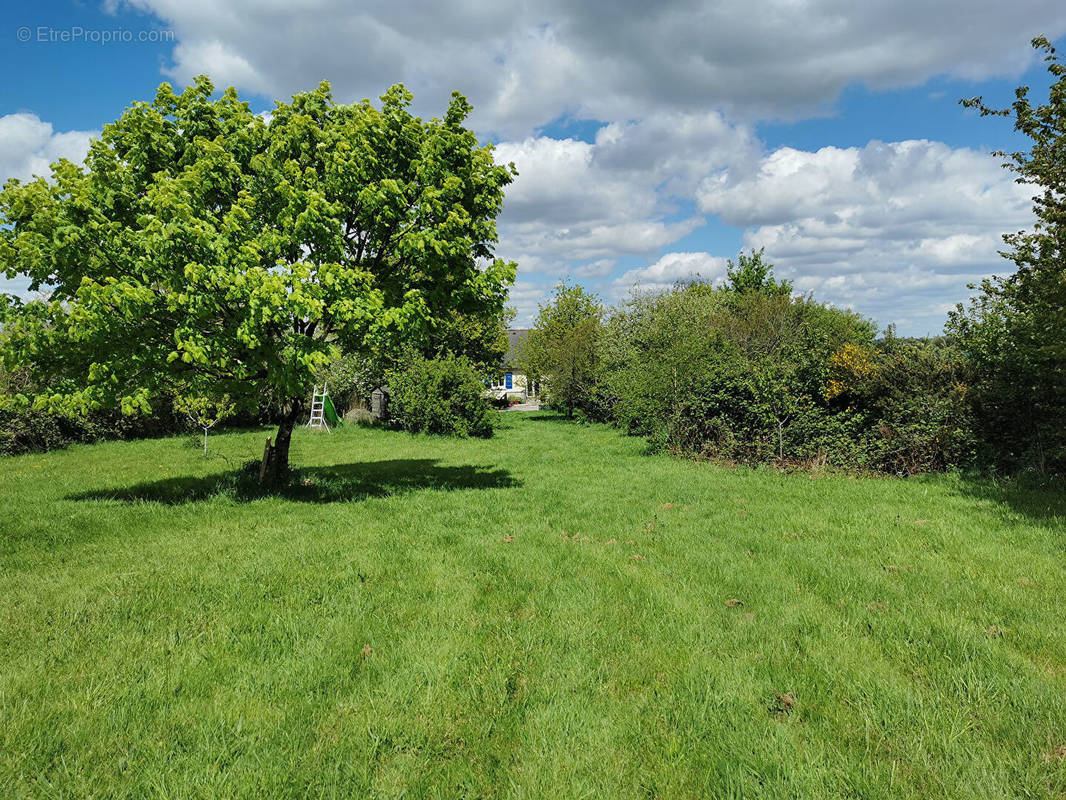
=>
[951,36,1066,471]
[0,77,516,474]
[602,271,877,462]
[519,283,603,418]
[723,248,793,297]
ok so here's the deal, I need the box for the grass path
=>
[1,413,1065,798]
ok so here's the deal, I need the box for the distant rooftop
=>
[504,328,529,369]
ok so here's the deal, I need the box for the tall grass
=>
[1,413,1064,797]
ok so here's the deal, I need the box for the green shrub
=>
[852,338,977,474]
[0,401,176,456]
[948,292,1066,474]
[600,280,877,467]
[387,353,494,438]
[0,365,180,456]
[596,273,979,474]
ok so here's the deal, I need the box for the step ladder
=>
[307,383,331,433]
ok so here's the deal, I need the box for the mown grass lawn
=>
[1,412,1065,798]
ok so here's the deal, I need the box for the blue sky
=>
[2,0,1065,334]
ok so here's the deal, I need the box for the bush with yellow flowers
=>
[824,343,878,401]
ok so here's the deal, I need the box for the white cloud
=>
[698,139,1034,332]
[613,252,730,296]
[172,40,267,92]
[0,113,96,184]
[573,259,616,279]
[493,111,756,275]
[70,1,1058,333]
[115,0,1066,135]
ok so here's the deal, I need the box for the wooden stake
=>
[259,437,275,485]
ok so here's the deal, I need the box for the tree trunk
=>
[273,413,298,477]
[260,402,303,485]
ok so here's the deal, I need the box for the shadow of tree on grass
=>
[69,458,519,505]
[952,474,1066,527]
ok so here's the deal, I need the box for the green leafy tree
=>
[0,77,515,480]
[951,36,1066,471]
[427,305,514,372]
[724,248,793,297]
[520,284,603,418]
